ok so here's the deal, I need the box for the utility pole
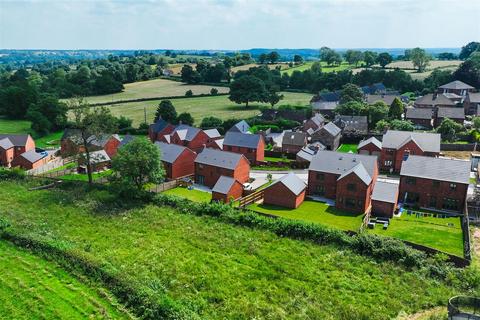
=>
[144,107,147,124]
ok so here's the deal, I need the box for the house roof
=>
[212,176,240,194]
[312,91,341,102]
[310,113,325,126]
[405,108,433,120]
[61,128,82,142]
[439,80,474,90]
[334,115,368,132]
[155,142,191,163]
[269,172,306,196]
[204,129,221,139]
[229,120,250,133]
[149,119,171,133]
[84,150,111,165]
[223,132,262,149]
[19,150,47,164]
[358,137,382,150]
[311,101,338,111]
[321,122,341,137]
[400,155,470,185]
[361,83,386,95]
[366,94,398,105]
[211,138,224,149]
[119,134,137,147]
[468,92,480,103]
[0,138,14,150]
[195,148,245,170]
[90,134,120,147]
[437,107,465,120]
[372,181,399,203]
[0,134,31,147]
[172,125,201,141]
[309,151,377,181]
[282,132,307,146]
[382,130,440,153]
[414,93,456,107]
[337,163,372,185]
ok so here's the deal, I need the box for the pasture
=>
[383,60,462,71]
[230,63,289,73]
[0,118,32,135]
[91,91,313,126]
[0,180,461,319]
[0,240,130,319]
[81,78,230,104]
[281,61,359,75]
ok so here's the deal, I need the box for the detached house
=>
[357,137,382,157]
[465,92,480,115]
[11,149,51,170]
[263,173,307,209]
[194,148,250,188]
[399,156,470,213]
[148,119,175,142]
[0,134,35,167]
[211,176,244,204]
[334,115,368,135]
[371,181,399,218]
[169,125,210,152]
[303,113,325,134]
[90,134,121,158]
[155,142,196,180]
[308,151,378,213]
[438,80,474,98]
[223,132,265,163]
[435,107,465,127]
[405,108,433,129]
[228,120,250,134]
[311,122,341,151]
[60,130,121,158]
[414,93,456,109]
[380,130,440,173]
[282,132,307,154]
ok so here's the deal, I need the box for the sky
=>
[1,0,479,50]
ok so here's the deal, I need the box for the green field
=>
[337,144,358,153]
[163,186,211,202]
[281,61,359,75]
[368,213,464,256]
[87,92,312,126]
[0,118,32,135]
[59,169,113,182]
[0,240,130,319]
[80,78,230,104]
[0,180,461,319]
[249,200,364,232]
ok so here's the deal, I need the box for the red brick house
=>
[77,150,111,173]
[11,150,51,170]
[169,125,210,153]
[302,113,325,134]
[281,132,307,154]
[405,108,433,129]
[399,155,470,213]
[228,120,250,134]
[206,138,223,150]
[148,119,175,142]
[0,134,35,167]
[437,80,475,98]
[434,107,465,127]
[464,92,480,115]
[371,181,399,218]
[357,137,382,157]
[308,151,378,213]
[414,93,456,109]
[61,130,121,158]
[90,134,121,158]
[263,173,307,209]
[194,148,250,188]
[223,132,265,163]
[380,130,440,173]
[310,122,341,151]
[211,176,244,203]
[155,142,196,180]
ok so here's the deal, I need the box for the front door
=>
[196,175,205,185]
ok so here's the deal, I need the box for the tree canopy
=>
[229,75,268,108]
[377,52,393,68]
[410,48,430,72]
[459,42,480,60]
[155,100,177,123]
[339,84,364,104]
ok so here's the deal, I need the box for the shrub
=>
[0,168,26,180]
[185,90,193,97]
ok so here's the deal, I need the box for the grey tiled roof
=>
[439,80,474,90]
[337,163,372,185]
[334,115,368,132]
[155,142,190,163]
[400,155,470,184]
[119,134,137,147]
[149,119,171,133]
[229,120,250,133]
[358,137,382,150]
[282,132,307,146]
[85,150,111,164]
[173,125,201,141]
[406,108,433,120]
[309,151,377,181]
[268,172,306,196]
[0,134,31,147]
[195,148,245,170]
[0,138,14,150]
[321,122,341,136]
[414,93,455,106]
[90,134,120,147]
[372,181,399,203]
[310,113,325,126]
[382,130,440,153]
[468,92,480,103]
[437,107,465,119]
[311,101,338,111]
[223,132,262,149]
[212,176,239,194]
[366,94,398,105]
[19,150,47,163]
[204,129,221,139]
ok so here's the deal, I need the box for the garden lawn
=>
[249,200,364,232]
[34,131,63,148]
[0,181,461,319]
[80,92,313,126]
[59,170,113,182]
[337,144,358,153]
[163,186,211,202]
[264,156,293,163]
[0,240,130,320]
[368,213,464,256]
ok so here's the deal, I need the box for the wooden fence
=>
[238,190,264,208]
[149,175,194,193]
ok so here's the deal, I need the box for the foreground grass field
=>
[0,180,462,319]
[163,186,211,202]
[0,240,130,319]
[368,213,464,256]
[81,78,230,104]
[94,91,313,126]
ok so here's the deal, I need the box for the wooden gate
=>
[238,190,264,208]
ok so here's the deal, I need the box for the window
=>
[406,192,420,204]
[248,148,254,153]
[315,185,325,195]
[443,198,459,211]
[449,183,457,191]
[406,177,416,185]
[433,181,440,187]
[198,164,204,169]
[196,175,205,185]
[357,199,364,208]
[347,183,356,192]
[429,196,437,208]
[345,198,356,208]
[384,160,393,166]
[386,149,394,155]
[227,146,232,151]
[316,173,325,181]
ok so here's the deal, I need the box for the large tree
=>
[377,52,393,68]
[436,118,463,141]
[111,137,165,195]
[388,97,404,120]
[454,52,480,88]
[200,116,223,129]
[320,47,342,66]
[459,42,480,60]
[344,50,363,67]
[176,112,194,126]
[363,51,378,67]
[293,54,304,65]
[339,83,364,104]
[268,51,280,64]
[410,47,430,72]
[154,100,177,123]
[27,94,67,135]
[228,75,268,108]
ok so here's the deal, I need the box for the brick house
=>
[333,115,368,135]
[90,134,122,158]
[0,134,35,167]
[435,107,465,127]
[206,138,223,150]
[296,142,326,163]
[357,137,382,157]
[302,113,325,134]
[310,91,340,118]
[308,151,378,213]
[155,142,197,180]
[311,122,341,151]
[61,129,121,158]
[399,155,470,213]
[366,94,401,107]
[194,148,250,188]
[371,181,399,218]
[223,132,265,163]
[414,93,456,109]
[169,125,210,153]
[77,150,111,173]
[405,108,433,129]
[228,120,250,134]
[437,80,475,98]
[380,130,440,173]
[148,119,175,142]
[281,132,307,154]
[211,176,244,203]
[263,173,307,209]
[11,149,51,170]
[464,92,480,115]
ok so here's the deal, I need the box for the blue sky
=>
[1,0,479,50]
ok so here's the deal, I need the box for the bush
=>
[0,168,26,180]
[210,88,218,95]
[185,90,193,97]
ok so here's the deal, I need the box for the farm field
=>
[281,61,359,75]
[0,240,130,320]
[81,78,230,104]
[0,180,460,319]
[368,213,463,256]
[0,118,32,135]
[230,63,289,73]
[91,91,313,126]
[383,60,462,71]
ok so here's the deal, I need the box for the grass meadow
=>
[0,180,461,319]
[0,240,130,320]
